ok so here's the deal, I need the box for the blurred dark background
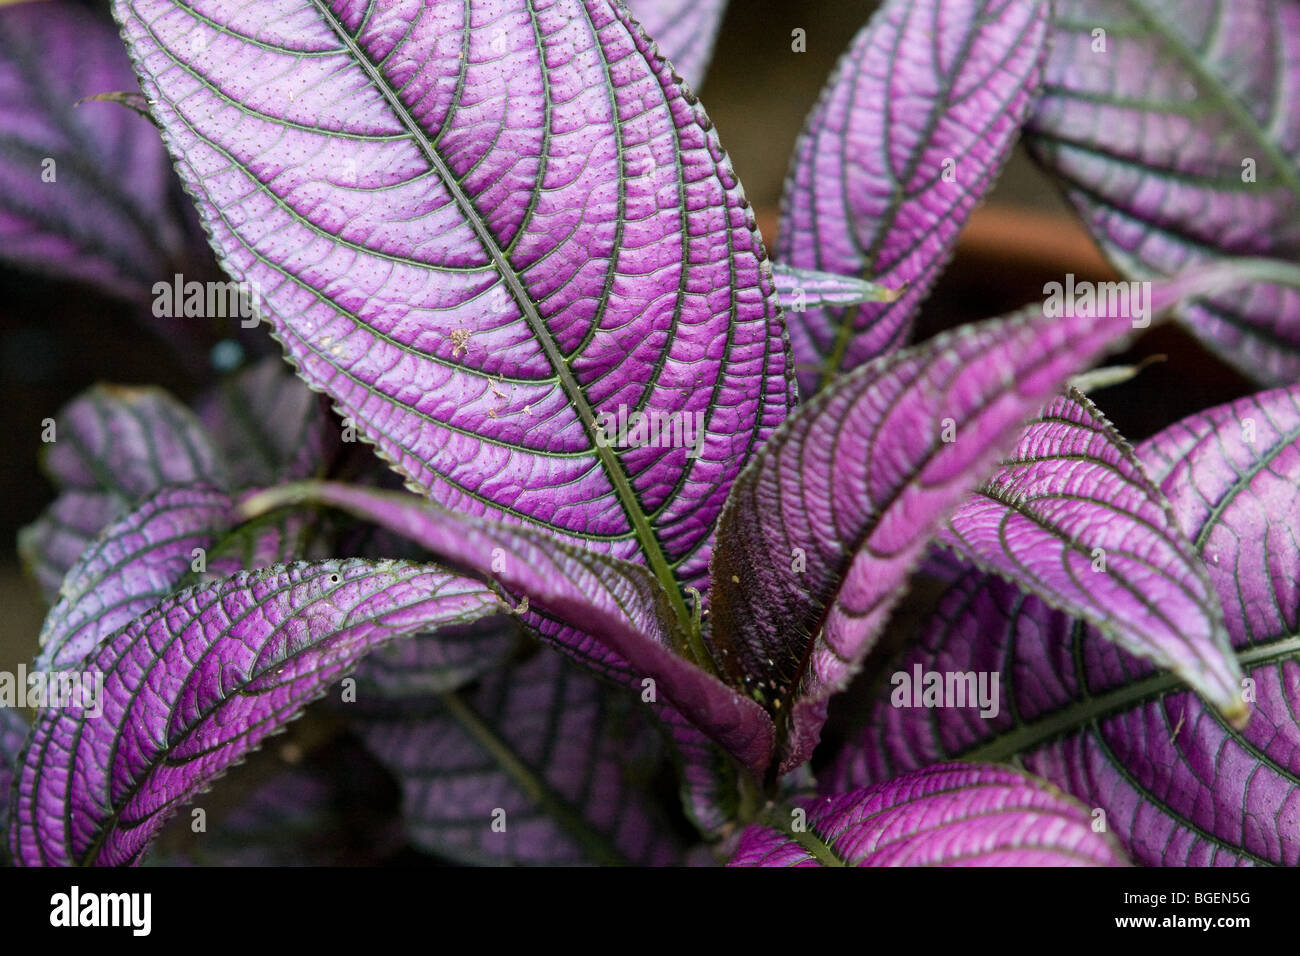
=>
[0,0,1254,668]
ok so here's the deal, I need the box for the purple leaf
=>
[0,709,28,867]
[239,482,776,777]
[195,357,337,487]
[199,509,329,581]
[777,0,1049,394]
[359,648,682,865]
[1026,0,1300,383]
[833,385,1300,865]
[939,388,1243,720]
[354,614,522,699]
[19,385,227,603]
[0,1,187,299]
[35,484,233,673]
[729,763,1127,866]
[9,559,505,866]
[772,263,903,313]
[710,292,1155,774]
[147,739,406,867]
[114,0,791,615]
[626,0,729,90]
[18,493,123,607]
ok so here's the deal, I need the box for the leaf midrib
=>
[302,1,693,633]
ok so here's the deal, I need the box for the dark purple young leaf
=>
[114,0,791,618]
[360,648,682,865]
[196,357,337,487]
[353,614,523,700]
[18,492,123,608]
[0,0,187,300]
[35,484,233,673]
[240,482,776,777]
[147,739,406,867]
[710,290,1160,774]
[729,763,1126,866]
[771,263,902,314]
[19,385,227,603]
[0,709,28,867]
[777,0,1049,394]
[939,389,1242,720]
[833,385,1300,865]
[8,559,505,866]
[626,0,729,90]
[1026,0,1300,383]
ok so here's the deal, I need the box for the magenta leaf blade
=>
[0,1,187,300]
[626,0,729,90]
[729,764,1127,866]
[9,559,505,866]
[359,648,682,865]
[711,297,1148,773]
[35,484,234,673]
[777,0,1049,393]
[1026,0,1300,383]
[834,386,1300,865]
[114,0,791,607]
[940,389,1242,718]
[240,481,776,776]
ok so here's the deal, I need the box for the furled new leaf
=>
[777,0,1049,394]
[626,0,729,90]
[939,388,1242,720]
[35,484,233,672]
[729,763,1126,866]
[9,559,506,866]
[0,0,187,299]
[360,647,682,865]
[1026,0,1300,383]
[834,385,1300,865]
[114,0,790,614]
[711,290,1158,774]
[772,263,902,313]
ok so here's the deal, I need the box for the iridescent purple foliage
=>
[2,0,1297,867]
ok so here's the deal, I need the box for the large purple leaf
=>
[729,763,1127,866]
[938,388,1242,720]
[833,385,1300,865]
[625,0,728,90]
[0,710,27,867]
[19,385,228,603]
[0,0,187,299]
[8,559,505,866]
[239,482,776,777]
[777,0,1049,394]
[710,291,1157,774]
[1026,0,1300,383]
[35,484,234,673]
[359,647,681,865]
[114,0,791,619]
[195,357,337,487]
